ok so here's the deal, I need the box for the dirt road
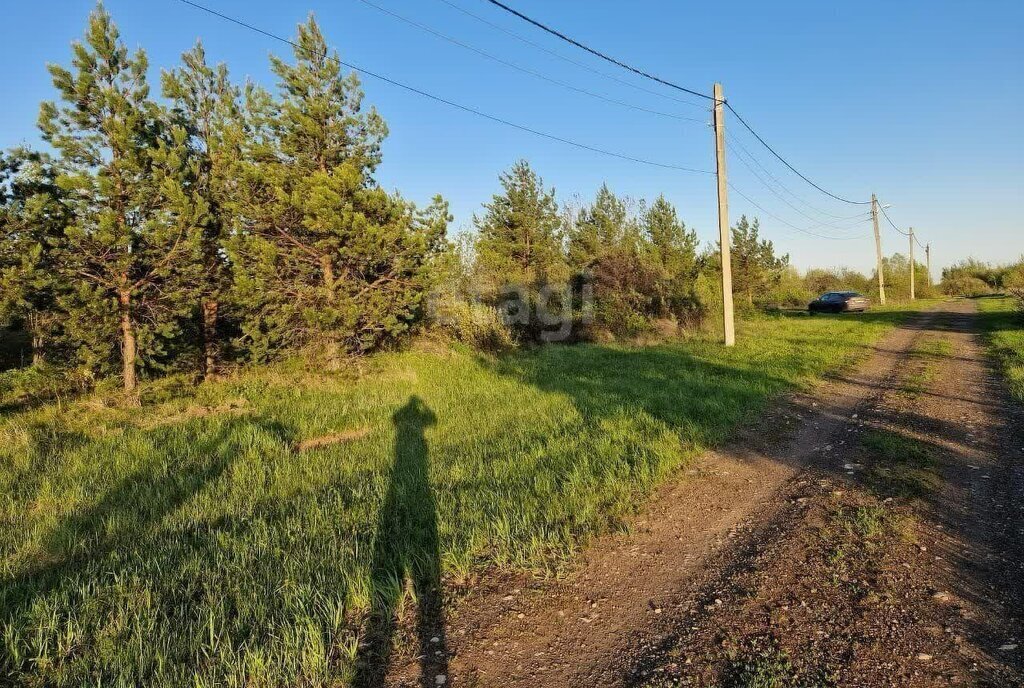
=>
[388,300,1024,687]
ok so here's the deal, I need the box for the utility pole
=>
[925,243,932,287]
[713,82,735,346]
[871,194,886,304]
[909,227,916,300]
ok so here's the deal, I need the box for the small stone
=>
[917,653,933,662]
[932,591,952,603]
[430,636,440,643]
[517,613,524,619]
[999,643,1019,651]
[435,675,447,686]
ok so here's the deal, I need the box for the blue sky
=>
[3,0,1022,276]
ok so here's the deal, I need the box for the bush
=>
[942,274,993,298]
[0,365,92,409]
[428,294,514,351]
[1005,266,1024,306]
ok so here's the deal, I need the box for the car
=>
[808,291,870,314]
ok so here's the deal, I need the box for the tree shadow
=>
[354,395,448,688]
[0,326,30,372]
[484,342,796,451]
[0,415,293,673]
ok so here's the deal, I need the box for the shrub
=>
[428,294,514,351]
[942,274,993,298]
[1005,266,1024,307]
[0,365,92,409]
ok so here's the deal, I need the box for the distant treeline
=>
[1,4,948,394]
[940,258,1024,299]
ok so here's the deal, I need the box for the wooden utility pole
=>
[925,244,932,287]
[871,194,886,304]
[713,83,735,346]
[909,227,916,300]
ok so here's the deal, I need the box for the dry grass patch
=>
[293,427,372,452]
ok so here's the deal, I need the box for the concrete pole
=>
[712,83,735,346]
[909,227,916,300]
[871,194,886,304]
[926,244,932,287]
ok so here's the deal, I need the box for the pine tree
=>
[567,183,631,272]
[0,149,70,366]
[729,215,789,305]
[566,185,660,337]
[162,41,242,377]
[39,4,201,392]
[474,160,567,291]
[472,161,568,340]
[230,16,448,359]
[642,194,700,321]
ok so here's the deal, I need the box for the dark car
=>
[808,291,870,314]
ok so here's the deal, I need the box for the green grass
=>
[976,295,1024,403]
[0,304,926,686]
[724,642,796,688]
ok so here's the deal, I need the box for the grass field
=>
[976,295,1024,403]
[0,304,929,686]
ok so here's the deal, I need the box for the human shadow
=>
[354,396,448,688]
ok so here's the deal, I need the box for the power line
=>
[434,0,709,111]
[481,0,714,102]
[725,103,870,205]
[483,0,872,207]
[173,0,714,175]
[877,202,928,257]
[727,130,871,232]
[877,202,911,236]
[177,0,903,248]
[727,182,868,241]
[724,128,850,220]
[352,0,704,123]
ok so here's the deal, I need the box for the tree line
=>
[3,5,950,397]
[1,7,449,392]
[941,258,1024,299]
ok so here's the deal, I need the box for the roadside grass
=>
[0,304,926,686]
[975,295,1024,403]
[861,430,939,498]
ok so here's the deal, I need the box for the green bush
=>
[0,365,91,409]
[942,274,993,298]
[428,295,514,351]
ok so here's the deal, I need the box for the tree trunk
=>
[321,255,337,303]
[319,255,343,367]
[27,313,44,368]
[200,298,219,379]
[31,336,44,368]
[119,288,138,393]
